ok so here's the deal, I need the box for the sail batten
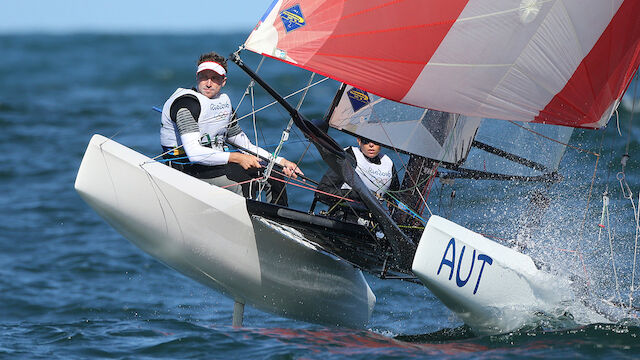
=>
[245,0,640,129]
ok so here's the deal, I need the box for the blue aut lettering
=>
[437,238,493,295]
[437,238,456,280]
[455,246,475,288]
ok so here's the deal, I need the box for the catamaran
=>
[75,0,640,335]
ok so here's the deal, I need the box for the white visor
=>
[197,61,226,76]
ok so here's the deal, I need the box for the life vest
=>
[341,146,394,197]
[160,88,233,151]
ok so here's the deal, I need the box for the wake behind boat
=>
[76,0,640,335]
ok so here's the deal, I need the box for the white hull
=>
[76,135,598,334]
[412,215,576,335]
[75,134,375,328]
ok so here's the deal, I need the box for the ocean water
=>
[1,33,640,359]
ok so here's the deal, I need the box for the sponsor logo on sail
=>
[347,88,370,112]
[280,5,306,32]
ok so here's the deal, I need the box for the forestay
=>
[244,0,640,129]
[328,85,481,165]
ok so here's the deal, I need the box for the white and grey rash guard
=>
[341,146,394,197]
[160,88,281,167]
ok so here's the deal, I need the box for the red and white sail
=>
[245,0,640,129]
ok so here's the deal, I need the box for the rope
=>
[217,170,363,208]
[394,199,427,225]
[267,164,426,223]
[620,72,639,308]
[618,171,640,307]
[281,124,369,220]
[599,190,624,304]
[574,152,600,288]
[220,176,263,189]
[419,164,439,215]
[572,127,608,291]
[265,173,357,203]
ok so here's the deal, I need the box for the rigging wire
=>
[618,170,640,307]
[574,132,604,288]
[634,191,640,307]
[626,69,639,156]
[269,73,316,204]
[246,64,263,200]
[231,55,265,121]
[229,55,312,203]
[575,67,640,306]
[599,190,624,304]
[273,130,314,206]
[629,71,640,307]
[615,69,640,308]
[233,77,330,123]
[505,113,604,289]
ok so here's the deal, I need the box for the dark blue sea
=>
[1,33,640,359]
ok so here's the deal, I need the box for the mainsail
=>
[462,121,574,178]
[328,84,481,165]
[245,0,640,129]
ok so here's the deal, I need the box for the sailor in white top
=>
[160,52,303,205]
[316,136,399,213]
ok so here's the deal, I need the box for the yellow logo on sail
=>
[348,89,369,102]
[281,11,304,25]
[280,5,306,32]
[347,87,370,112]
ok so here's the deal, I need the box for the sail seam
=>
[328,20,457,40]
[426,63,512,68]
[340,0,407,21]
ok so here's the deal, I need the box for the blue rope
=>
[395,200,427,225]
